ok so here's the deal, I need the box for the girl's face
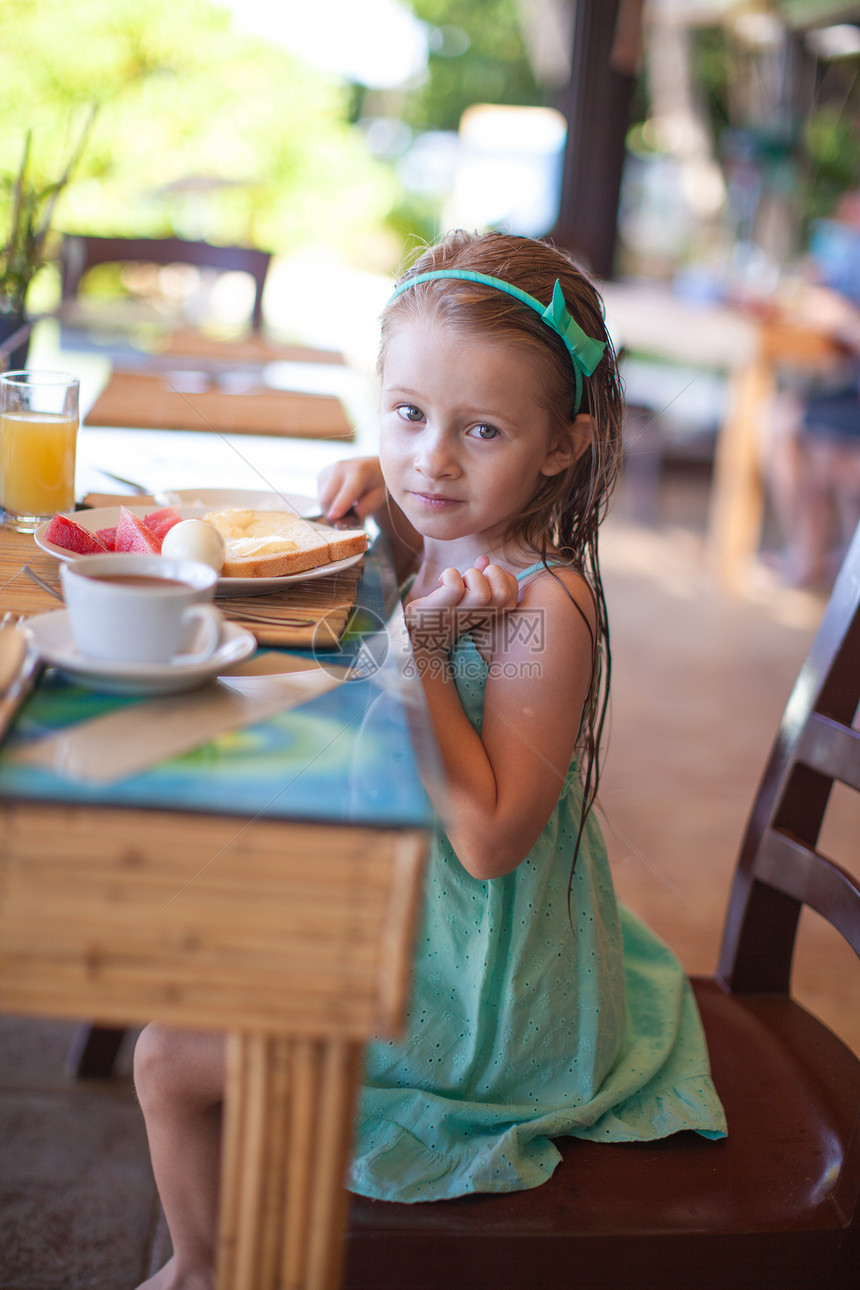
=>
[379,318,574,553]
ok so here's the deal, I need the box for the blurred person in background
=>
[764,190,860,587]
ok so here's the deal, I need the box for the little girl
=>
[320,231,726,1204]
[133,231,725,1286]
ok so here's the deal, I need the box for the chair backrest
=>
[59,234,272,330]
[719,521,860,993]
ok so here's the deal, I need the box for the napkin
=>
[9,655,346,784]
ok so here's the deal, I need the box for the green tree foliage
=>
[1,113,95,314]
[0,0,396,261]
[802,100,860,226]
[690,22,860,235]
[401,0,543,132]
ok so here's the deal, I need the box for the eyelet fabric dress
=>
[348,562,726,1203]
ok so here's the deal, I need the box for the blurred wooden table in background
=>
[603,284,845,590]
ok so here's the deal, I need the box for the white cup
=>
[60,554,224,666]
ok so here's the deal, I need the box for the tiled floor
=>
[1,469,857,1288]
[0,1020,164,1290]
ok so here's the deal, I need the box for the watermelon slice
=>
[44,513,109,555]
[145,506,181,527]
[144,507,182,542]
[114,506,162,554]
[96,526,117,551]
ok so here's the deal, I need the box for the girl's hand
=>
[405,555,519,656]
[317,456,385,522]
[319,456,424,581]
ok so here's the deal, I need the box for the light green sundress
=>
[348,563,726,1203]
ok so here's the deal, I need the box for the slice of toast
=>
[203,509,366,578]
[314,523,368,563]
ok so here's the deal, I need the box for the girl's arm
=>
[318,456,423,581]
[408,564,596,880]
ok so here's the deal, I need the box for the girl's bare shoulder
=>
[515,560,597,635]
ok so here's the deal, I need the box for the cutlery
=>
[24,564,64,601]
[94,470,181,507]
[0,615,44,744]
[0,614,27,684]
[306,508,363,531]
[223,611,319,628]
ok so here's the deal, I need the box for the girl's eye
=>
[396,404,424,423]
[467,423,500,441]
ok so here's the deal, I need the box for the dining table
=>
[601,282,847,590]
[0,370,438,1290]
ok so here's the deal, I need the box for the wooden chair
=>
[344,522,860,1290]
[59,233,271,331]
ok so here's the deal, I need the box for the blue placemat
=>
[0,542,436,830]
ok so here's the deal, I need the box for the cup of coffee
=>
[60,554,224,666]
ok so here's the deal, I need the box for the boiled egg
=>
[161,518,226,572]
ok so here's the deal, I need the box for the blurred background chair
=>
[344,520,860,1290]
[59,234,272,333]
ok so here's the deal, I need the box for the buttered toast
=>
[203,509,366,578]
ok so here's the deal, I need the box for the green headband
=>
[389,268,606,414]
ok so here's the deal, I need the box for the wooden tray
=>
[85,370,354,439]
[217,566,361,648]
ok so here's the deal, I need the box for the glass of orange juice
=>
[0,370,80,532]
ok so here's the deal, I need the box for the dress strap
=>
[515,558,570,582]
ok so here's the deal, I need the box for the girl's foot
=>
[134,1256,213,1290]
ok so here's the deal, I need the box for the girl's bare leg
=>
[133,1024,226,1290]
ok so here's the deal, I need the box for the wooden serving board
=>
[217,565,361,648]
[84,370,354,439]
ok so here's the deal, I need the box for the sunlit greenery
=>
[691,22,860,235]
[802,102,860,226]
[359,0,545,248]
[0,0,559,313]
[399,0,542,131]
[0,0,397,305]
[0,113,94,315]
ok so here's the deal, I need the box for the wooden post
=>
[551,0,639,276]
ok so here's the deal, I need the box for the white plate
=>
[25,610,258,696]
[172,488,316,515]
[33,492,365,598]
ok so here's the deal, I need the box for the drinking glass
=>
[0,370,80,532]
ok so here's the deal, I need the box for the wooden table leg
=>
[217,1033,362,1290]
[708,356,773,592]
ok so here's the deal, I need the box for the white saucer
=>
[33,494,365,598]
[24,610,257,696]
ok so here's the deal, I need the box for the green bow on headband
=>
[389,269,606,414]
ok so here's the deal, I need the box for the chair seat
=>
[345,978,860,1290]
